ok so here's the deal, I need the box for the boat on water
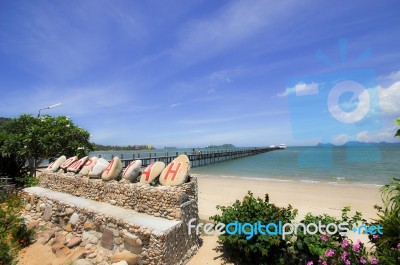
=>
[279,144,286,149]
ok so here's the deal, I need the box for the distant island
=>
[93,144,155,151]
[164,146,177,150]
[206,144,236,149]
[317,141,400,147]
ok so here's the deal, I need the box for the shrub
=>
[0,194,35,265]
[308,238,379,265]
[293,207,370,264]
[369,178,400,264]
[210,191,298,265]
[210,191,380,265]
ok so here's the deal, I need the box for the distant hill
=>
[344,141,400,146]
[317,141,400,147]
[206,144,236,149]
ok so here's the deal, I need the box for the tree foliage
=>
[396,118,400,138]
[0,114,93,178]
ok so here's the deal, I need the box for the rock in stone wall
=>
[38,172,197,220]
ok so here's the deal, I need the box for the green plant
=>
[369,178,400,264]
[291,207,372,264]
[0,194,35,265]
[0,238,13,265]
[308,238,378,265]
[395,118,400,137]
[210,191,298,265]
[14,175,39,188]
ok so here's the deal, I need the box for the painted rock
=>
[46,155,66,172]
[102,157,123,181]
[140,161,165,184]
[87,158,109,179]
[60,156,78,170]
[79,157,98,176]
[67,156,88,173]
[122,160,142,182]
[159,155,190,186]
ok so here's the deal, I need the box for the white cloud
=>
[180,111,285,125]
[170,103,181,108]
[378,81,400,117]
[176,0,299,60]
[208,70,235,83]
[356,126,399,143]
[332,134,348,145]
[278,82,319,97]
[379,70,400,82]
[207,89,216,94]
[279,78,400,119]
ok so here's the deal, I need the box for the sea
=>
[89,145,400,187]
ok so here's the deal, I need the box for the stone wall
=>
[21,173,200,265]
[21,188,199,265]
[38,172,197,220]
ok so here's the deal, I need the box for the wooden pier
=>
[98,147,280,168]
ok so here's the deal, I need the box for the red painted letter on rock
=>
[103,159,114,175]
[142,162,156,181]
[163,162,182,181]
[123,161,136,177]
[84,158,94,167]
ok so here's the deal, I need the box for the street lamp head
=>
[38,102,62,117]
[48,103,62,109]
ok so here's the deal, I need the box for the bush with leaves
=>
[210,191,382,265]
[306,238,379,265]
[0,194,35,265]
[299,217,379,264]
[210,191,298,265]
[291,207,374,264]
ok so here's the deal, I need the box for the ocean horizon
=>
[89,145,399,186]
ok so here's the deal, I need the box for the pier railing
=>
[96,147,280,168]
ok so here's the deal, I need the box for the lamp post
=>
[34,103,62,177]
[37,103,62,117]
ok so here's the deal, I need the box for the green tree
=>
[396,118,400,137]
[0,114,94,179]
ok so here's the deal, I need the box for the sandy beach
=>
[196,175,382,221]
[187,175,382,265]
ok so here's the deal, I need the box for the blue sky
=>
[1,0,399,147]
